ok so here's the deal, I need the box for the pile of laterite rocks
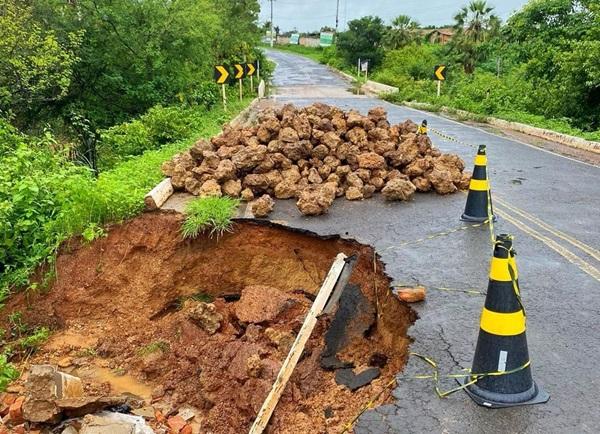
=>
[161,103,471,217]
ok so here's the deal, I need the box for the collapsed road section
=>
[1,212,416,433]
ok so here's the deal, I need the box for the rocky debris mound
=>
[162,103,470,216]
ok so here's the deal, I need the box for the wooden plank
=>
[248,253,348,434]
[144,178,173,210]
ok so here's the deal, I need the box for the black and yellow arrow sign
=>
[245,62,256,77]
[234,63,245,79]
[434,64,447,81]
[214,65,229,84]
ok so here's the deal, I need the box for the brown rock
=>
[167,415,187,433]
[369,177,385,190]
[231,145,267,171]
[457,171,471,190]
[274,181,298,199]
[362,184,376,199]
[214,159,236,182]
[279,127,299,143]
[189,139,213,161]
[222,179,242,197]
[184,301,223,334]
[185,177,202,196]
[404,157,433,177]
[373,140,395,155]
[381,179,416,201]
[296,183,336,216]
[243,174,269,192]
[396,286,426,303]
[346,172,364,189]
[311,144,329,159]
[412,176,432,192]
[246,355,263,378]
[251,194,275,218]
[321,131,341,151]
[345,187,363,201]
[346,111,367,129]
[280,141,310,161]
[331,116,347,134]
[265,328,295,353]
[426,168,457,194]
[307,168,323,184]
[293,114,312,139]
[368,106,387,123]
[346,127,368,147]
[8,396,24,425]
[199,179,222,197]
[240,188,254,202]
[368,127,389,142]
[357,152,386,170]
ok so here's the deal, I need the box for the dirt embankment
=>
[2,212,416,433]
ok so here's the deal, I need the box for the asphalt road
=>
[265,49,600,434]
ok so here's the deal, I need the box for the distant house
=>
[426,28,454,44]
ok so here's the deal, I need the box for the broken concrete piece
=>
[22,365,84,423]
[79,412,153,434]
[131,406,155,419]
[396,286,426,303]
[335,367,381,391]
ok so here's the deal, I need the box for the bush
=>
[0,98,251,300]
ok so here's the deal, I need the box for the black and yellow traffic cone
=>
[460,234,549,408]
[417,119,428,135]
[461,145,495,222]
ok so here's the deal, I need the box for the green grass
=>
[138,341,169,356]
[181,196,240,239]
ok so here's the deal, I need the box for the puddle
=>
[76,365,153,400]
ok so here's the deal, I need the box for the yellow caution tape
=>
[383,219,491,251]
[429,127,478,149]
[409,352,531,398]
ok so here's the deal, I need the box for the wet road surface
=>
[265,49,600,434]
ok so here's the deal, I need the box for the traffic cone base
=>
[459,378,549,408]
[461,145,496,222]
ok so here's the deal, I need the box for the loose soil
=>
[2,212,416,433]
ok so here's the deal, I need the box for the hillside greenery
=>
[276,0,599,141]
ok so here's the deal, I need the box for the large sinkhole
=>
[4,212,416,433]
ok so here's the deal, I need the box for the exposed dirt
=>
[2,212,416,433]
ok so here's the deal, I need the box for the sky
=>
[258,0,530,32]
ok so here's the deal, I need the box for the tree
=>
[383,15,420,50]
[336,16,386,69]
[450,0,500,73]
[0,0,81,125]
[502,0,599,129]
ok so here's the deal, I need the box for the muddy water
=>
[76,365,153,400]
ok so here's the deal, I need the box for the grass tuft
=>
[181,196,240,239]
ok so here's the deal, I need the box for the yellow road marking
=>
[496,196,600,262]
[495,208,600,282]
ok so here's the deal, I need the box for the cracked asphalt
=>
[265,49,600,433]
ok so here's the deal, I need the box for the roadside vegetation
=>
[1,0,265,299]
[274,0,600,141]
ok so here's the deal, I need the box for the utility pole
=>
[270,0,274,47]
[335,0,340,35]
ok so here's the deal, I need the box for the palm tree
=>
[384,15,420,50]
[451,0,500,73]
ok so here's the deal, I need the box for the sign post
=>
[434,64,446,97]
[361,60,369,80]
[234,64,246,101]
[213,65,230,109]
